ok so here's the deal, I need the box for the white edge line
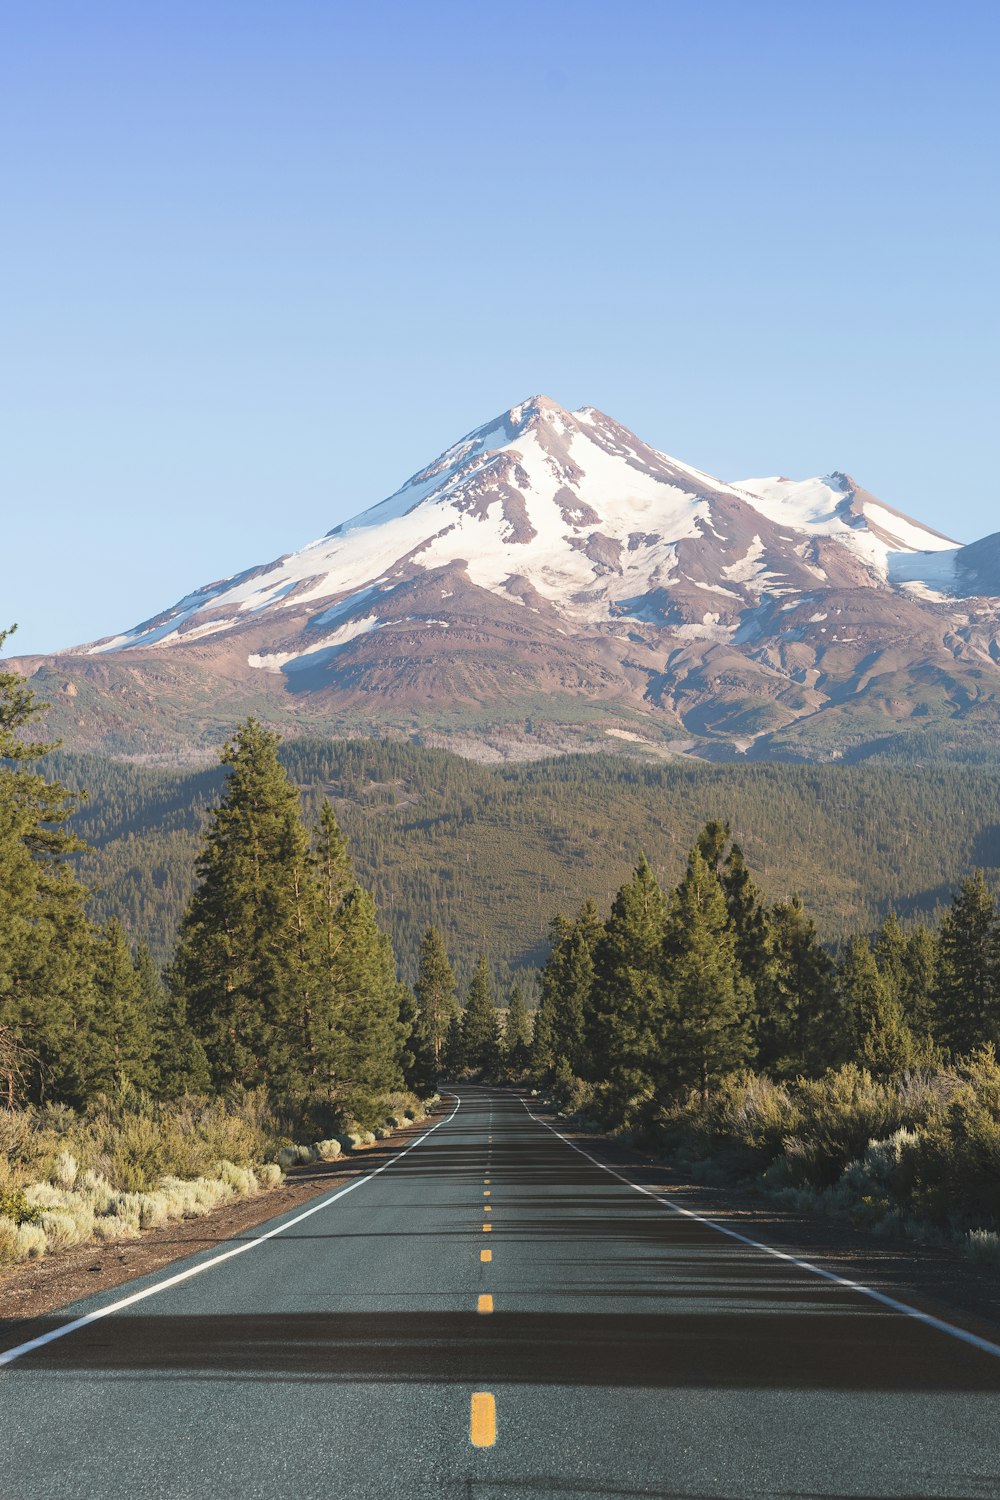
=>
[0,1093,461,1370]
[522,1095,1000,1364]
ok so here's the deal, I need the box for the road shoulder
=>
[0,1108,444,1336]
[522,1091,1000,1347]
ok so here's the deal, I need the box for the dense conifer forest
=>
[45,740,1000,986]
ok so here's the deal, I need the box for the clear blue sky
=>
[3,1,998,655]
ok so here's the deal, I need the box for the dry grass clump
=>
[0,1084,437,1272]
[967,1229,1000,1265]
[312,1140,342,1162]
[0,1091,292,1271]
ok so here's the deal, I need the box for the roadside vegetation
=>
[0,630,436,1270]
[519,820,1000,1263]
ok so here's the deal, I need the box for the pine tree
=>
[320,885,403,1122]
[696,819,731,872]
[721,842,773,997]
[170,719,317,1090]
[935,871,1000,1054]
[462,955,502,1078]
[757,895,838,1077]
[840,937,917,1078]
[503,981,533,1075]
[903,925,938,1042]
[414,927,458,1064]
[397,982,437,1097]
[539,906,597,1079]
[663,848,754,1101]
[84,919,154,1095]
[588,855,668,1118]
[138,940,209,1095]
[442,1013,466,1076]
[530,985,556,1076]
[0,628,95,1104]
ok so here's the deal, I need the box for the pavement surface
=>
[2,1085,1000,1499]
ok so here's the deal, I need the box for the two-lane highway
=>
[3,1087,1000,1498]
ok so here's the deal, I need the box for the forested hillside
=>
[50,741,1000,984]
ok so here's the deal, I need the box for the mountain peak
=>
[32,393,999,769]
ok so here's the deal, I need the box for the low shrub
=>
[967,1229,1000,1266]
[313,1139,342,1162]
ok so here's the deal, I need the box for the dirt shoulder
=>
[0,1108,442,1336]
[525,1095,1000,1346]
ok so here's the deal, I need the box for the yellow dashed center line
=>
[477,1294,494,1314]
[482,1223,491,1233]
[470,1391,496,1447]
[481,1248,492,1262]
[483,1189,490,1196]
[483,1205,491,1213]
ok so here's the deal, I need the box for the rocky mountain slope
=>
[12,396,1000,763]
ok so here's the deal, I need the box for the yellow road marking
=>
[484,1205,491,1213]
[481,1248,492,1262]
[482,1223,491,1232]
[470,1391,496,1447]
[483,1189,490,1196]
[477,1294,494,1314]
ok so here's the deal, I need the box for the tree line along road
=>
[2,1086,1000,1499]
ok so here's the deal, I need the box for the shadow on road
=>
[6,1304,1000,1391]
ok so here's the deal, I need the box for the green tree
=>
[935,871,1000,1054]
[462,955,502,1078]
[321,885,403,1121]
[84,919,154,1095]
[442,1012,466,1076]
[840,937,917,1078]
[139,939,209,1095]
[721,842,773,998]
[539,905,598,1078]
[171,719,316,1090]
[0,627,95,1104]
[663,847,755,1100]
[757,895,838,1076]
[414,927,458,1065]
[589,855,668,1120]
[397,982,437,1097]
[503,981,533,1075]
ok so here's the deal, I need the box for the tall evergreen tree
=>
[462,954,502,1078]
[139,938,209,1096]
[539,906,598,1078]
[414,926,458,1064]
[85,919,154,1095]
[0,627,95,1104]
[757,895,838,1077]
[170,719,318,1090]
[397,982,437,1097]
[441,1012,466,1076]
[663,847,754,1100]
[320,885,403,1120]
[934,871,1000,1054]
[721,842,773,998]
[840,936,917,1078]
[588,855,668,1116]
[503,981,533,1075]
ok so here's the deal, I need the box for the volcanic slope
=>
[13,396,1000,762]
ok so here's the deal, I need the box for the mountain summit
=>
[14,397,1000,762]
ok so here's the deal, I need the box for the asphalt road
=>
[3,1085,1000,1499]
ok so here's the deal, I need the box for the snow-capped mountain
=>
[14,396,1000,763]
